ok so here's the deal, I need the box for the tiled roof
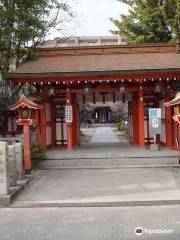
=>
[10,52,180,77]
[9,95,43,110]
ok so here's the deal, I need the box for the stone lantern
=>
[9,95,43,174]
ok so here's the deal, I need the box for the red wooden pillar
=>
[155,93,161,144]
[77,106,80,145]
[132,92,139,145]
[40,101,46,149]
[72,93,78,146]
[165,95,172,147]
[138,87,145,147]
[66,89,74,151]
[23,122,32,171]
[61,117,65,145]
[35,109,39,145]
[50,99,56,146]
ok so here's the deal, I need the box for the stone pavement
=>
[40,128,179,169]
[90,127,124,143]
[44,142,179,160]
[12,168,180,207]
[1,205,180,240]
[37,156,179,169]
[43,127,179,161]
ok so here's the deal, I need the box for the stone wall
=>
[0,142,23,195]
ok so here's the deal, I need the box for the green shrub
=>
[117,121,124,131]
[31,144,46,161]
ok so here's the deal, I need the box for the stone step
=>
[82,123,116,128]
[37,157,180,169]
[44,149,179,160]
[11,199,180,208]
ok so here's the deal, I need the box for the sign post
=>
[65,105,73,150]
[65,105,73,123]
[149,108,162,151]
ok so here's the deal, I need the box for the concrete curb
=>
[36,164,180,170]
[0,177,32,207]
[44,156,179,160]
[11,199,180,208]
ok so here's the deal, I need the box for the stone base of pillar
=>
[150,144,160,151]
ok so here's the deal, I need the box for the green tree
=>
[111,0,180,43]
[164,0,180,40]
[79,104,96,125]
[0,0,73,103]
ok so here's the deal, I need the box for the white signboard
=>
[149,108,161,119]
[149,108,161,134]
[65,105,73,123]
[152,118,159,128]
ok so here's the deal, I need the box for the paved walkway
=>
[44,143,179,160]
[90,127,123,143]
[38,127,179,168]
[11,127,180,207]
[43,127,179,160]
[13,168,180,207]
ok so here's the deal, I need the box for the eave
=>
[7,68,180,82]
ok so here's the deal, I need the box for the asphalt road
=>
[0,205,180,240]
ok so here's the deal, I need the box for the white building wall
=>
[46,126,52,146]
[56,123,62,141]
[144,120,147,140]
[56,122,67,144]
[63,123,67,140]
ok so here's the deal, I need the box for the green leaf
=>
[111,0,179,43]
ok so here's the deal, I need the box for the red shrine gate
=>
[7,42,180,151]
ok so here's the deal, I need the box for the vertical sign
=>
[65,105,73,123]
[149,108,162,135]
[152,119,159,128]
[149,108,161,119]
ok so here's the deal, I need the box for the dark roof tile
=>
[10,52,180,76]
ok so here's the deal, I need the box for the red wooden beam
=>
[40,101,47,149]
[54,85,157,95]
[165,94,173,147]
